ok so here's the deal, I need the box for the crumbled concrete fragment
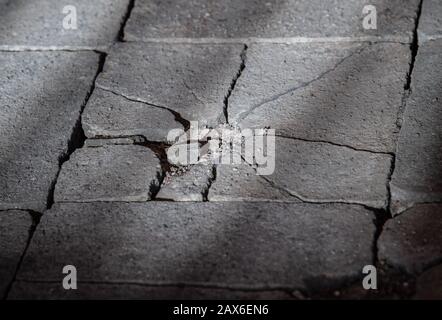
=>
[156,163,214,201]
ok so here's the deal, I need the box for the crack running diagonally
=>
[96,85,191,130]
[237,44,370,123]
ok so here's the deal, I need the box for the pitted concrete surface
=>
[1,0,440,299]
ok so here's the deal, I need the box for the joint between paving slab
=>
[223,44,248,124]
[124,36,413,45]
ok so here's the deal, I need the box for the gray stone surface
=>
[0,0,130,49]
[230,42,411,153]
[83,88,182,142]
[0,210,33,298]
[96,42,244,126]
[16,202,375,292]
[418,0,442,42]
[390,40,442,215]
[156,163,214,201]
[208,164,296,202]
[260,137,391,208]
[414,264,442,300]
[54,145,162,202]
[378,204,442,274]
[0,51,99,212]
[125,0,419,42]
[10,281,293,300]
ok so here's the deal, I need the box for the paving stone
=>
[418,0,442,42]
[208,164,296,202]
[96,42,244,126]
[9,281,293,300]
[251,137,391,208]
[83,88,182,142]
[390,40,442,215]
[378,204,442,274]
[0,0,130,49]
[16,202,375,292]
[156,163,214,201]
[230,42,411,153]
[0,51,99,212]
[54,145,162,202]
[0,210,33,298]
[125,0,419,42]
[413,264,442,300]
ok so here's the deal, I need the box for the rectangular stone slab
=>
[230,42,411,153]
[0,51,99,212]
[222,137,392,208]
[0,0,130,49]
[125,0,420,42]
[390,40,442,215]
[95,42,244,126]
[16,202,375,293]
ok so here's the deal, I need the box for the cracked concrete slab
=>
[0,210,33,298]
[125,0,420,42]
[96,42,244,127]
[208,164,296,202]
[15,202,375,294]
[156,163,214,201]
[378,203,442,274]
[235,137,391,208]
[54,145,162,202]
[390,40,442,215]
[418,0,442,42]
[230,42,411,153]
[0,51,99,212]
[0,0,130,49]
[83,88,182,142]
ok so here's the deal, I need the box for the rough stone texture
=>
[16,202,375,294]
[390,40,442,215]
[10,282,293,300]
[83,88,182,142]
[258,137,391,208]
[96,42,244,126]
[0,210,33,298]
[378,204,442,274]
[125,0,419,42]
[413,264,442,300]
[418,0,442,42]
[84,137,144,147]
[208,164,296,202]
[156,163,214,201]
[230,42,411,153]
[0,0,130,49]
[0,51,99,212]
[54,145,162,202]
